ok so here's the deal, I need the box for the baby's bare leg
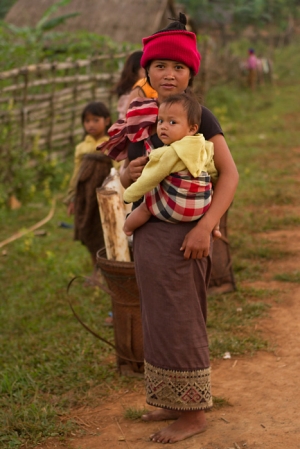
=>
[123,202,152,236]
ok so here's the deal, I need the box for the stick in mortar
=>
[96,187,131,262]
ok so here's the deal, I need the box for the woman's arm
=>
[180,134,239,259]
[203,134,239,226]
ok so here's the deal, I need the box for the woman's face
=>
[148,60,191,102]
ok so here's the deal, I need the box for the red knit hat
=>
[141,14,201,75]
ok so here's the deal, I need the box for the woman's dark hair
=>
[155,12,187,33]
[114,50,143,97]
[81,102,111,134]
[160,92,202,128]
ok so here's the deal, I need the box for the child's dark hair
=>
[160,92,202,127]
[81,101,110,124]
[114,51,143,97]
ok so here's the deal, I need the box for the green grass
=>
[207,287,272,358]
[123,407,149,421]
[273,271,300,283]
[203,40,300,288]
[1,38,300,448]
[0,197,139,447]
[210,396,232,410]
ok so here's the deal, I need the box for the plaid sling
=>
[145,170,212,223]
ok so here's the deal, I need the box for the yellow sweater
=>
[123,134,218,204]
[64,135,109,205]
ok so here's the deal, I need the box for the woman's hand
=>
[180,220,223,259]
[127,156,149,182]
[180,222,211,260]
[120,156,149,188]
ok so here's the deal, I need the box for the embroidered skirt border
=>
[144,360,213,411]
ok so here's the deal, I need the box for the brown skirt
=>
[74,153,112,258]
[133,220,213,411]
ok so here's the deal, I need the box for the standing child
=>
[64,102,112,282]
[123,93,218,236]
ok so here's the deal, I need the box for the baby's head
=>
[157,93,201,145]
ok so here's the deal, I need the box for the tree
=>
[0,0,81,66]
[180,0,299,32]
[1,0,80,48]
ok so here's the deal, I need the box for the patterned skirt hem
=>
[144,360,213,411]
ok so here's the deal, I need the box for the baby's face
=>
[157,102,196,145]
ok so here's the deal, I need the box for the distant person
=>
[114,50,157,119]
[64,101,112,283]
[247,48,258,90]
[123,93,218,236]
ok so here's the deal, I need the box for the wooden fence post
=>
[20,68,28,150]
[70,61,80,146]
[47,62,57,150]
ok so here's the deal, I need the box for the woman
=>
[103,13,239,444]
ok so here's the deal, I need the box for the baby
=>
[123,93,218,236]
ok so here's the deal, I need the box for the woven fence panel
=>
[0,54,127,155]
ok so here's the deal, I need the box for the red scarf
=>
[97,97,158,161]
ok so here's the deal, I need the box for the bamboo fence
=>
[0,53,128,155]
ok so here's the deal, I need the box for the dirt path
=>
[38,229,300,449]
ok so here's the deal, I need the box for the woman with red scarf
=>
[99,13,239,444]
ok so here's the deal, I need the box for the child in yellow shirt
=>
[64,102,112,281]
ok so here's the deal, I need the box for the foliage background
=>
[181,0,300,31]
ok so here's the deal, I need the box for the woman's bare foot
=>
[142,409,181,422]
[149,410,207,444]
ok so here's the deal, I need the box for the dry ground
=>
[35,227,300,449]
